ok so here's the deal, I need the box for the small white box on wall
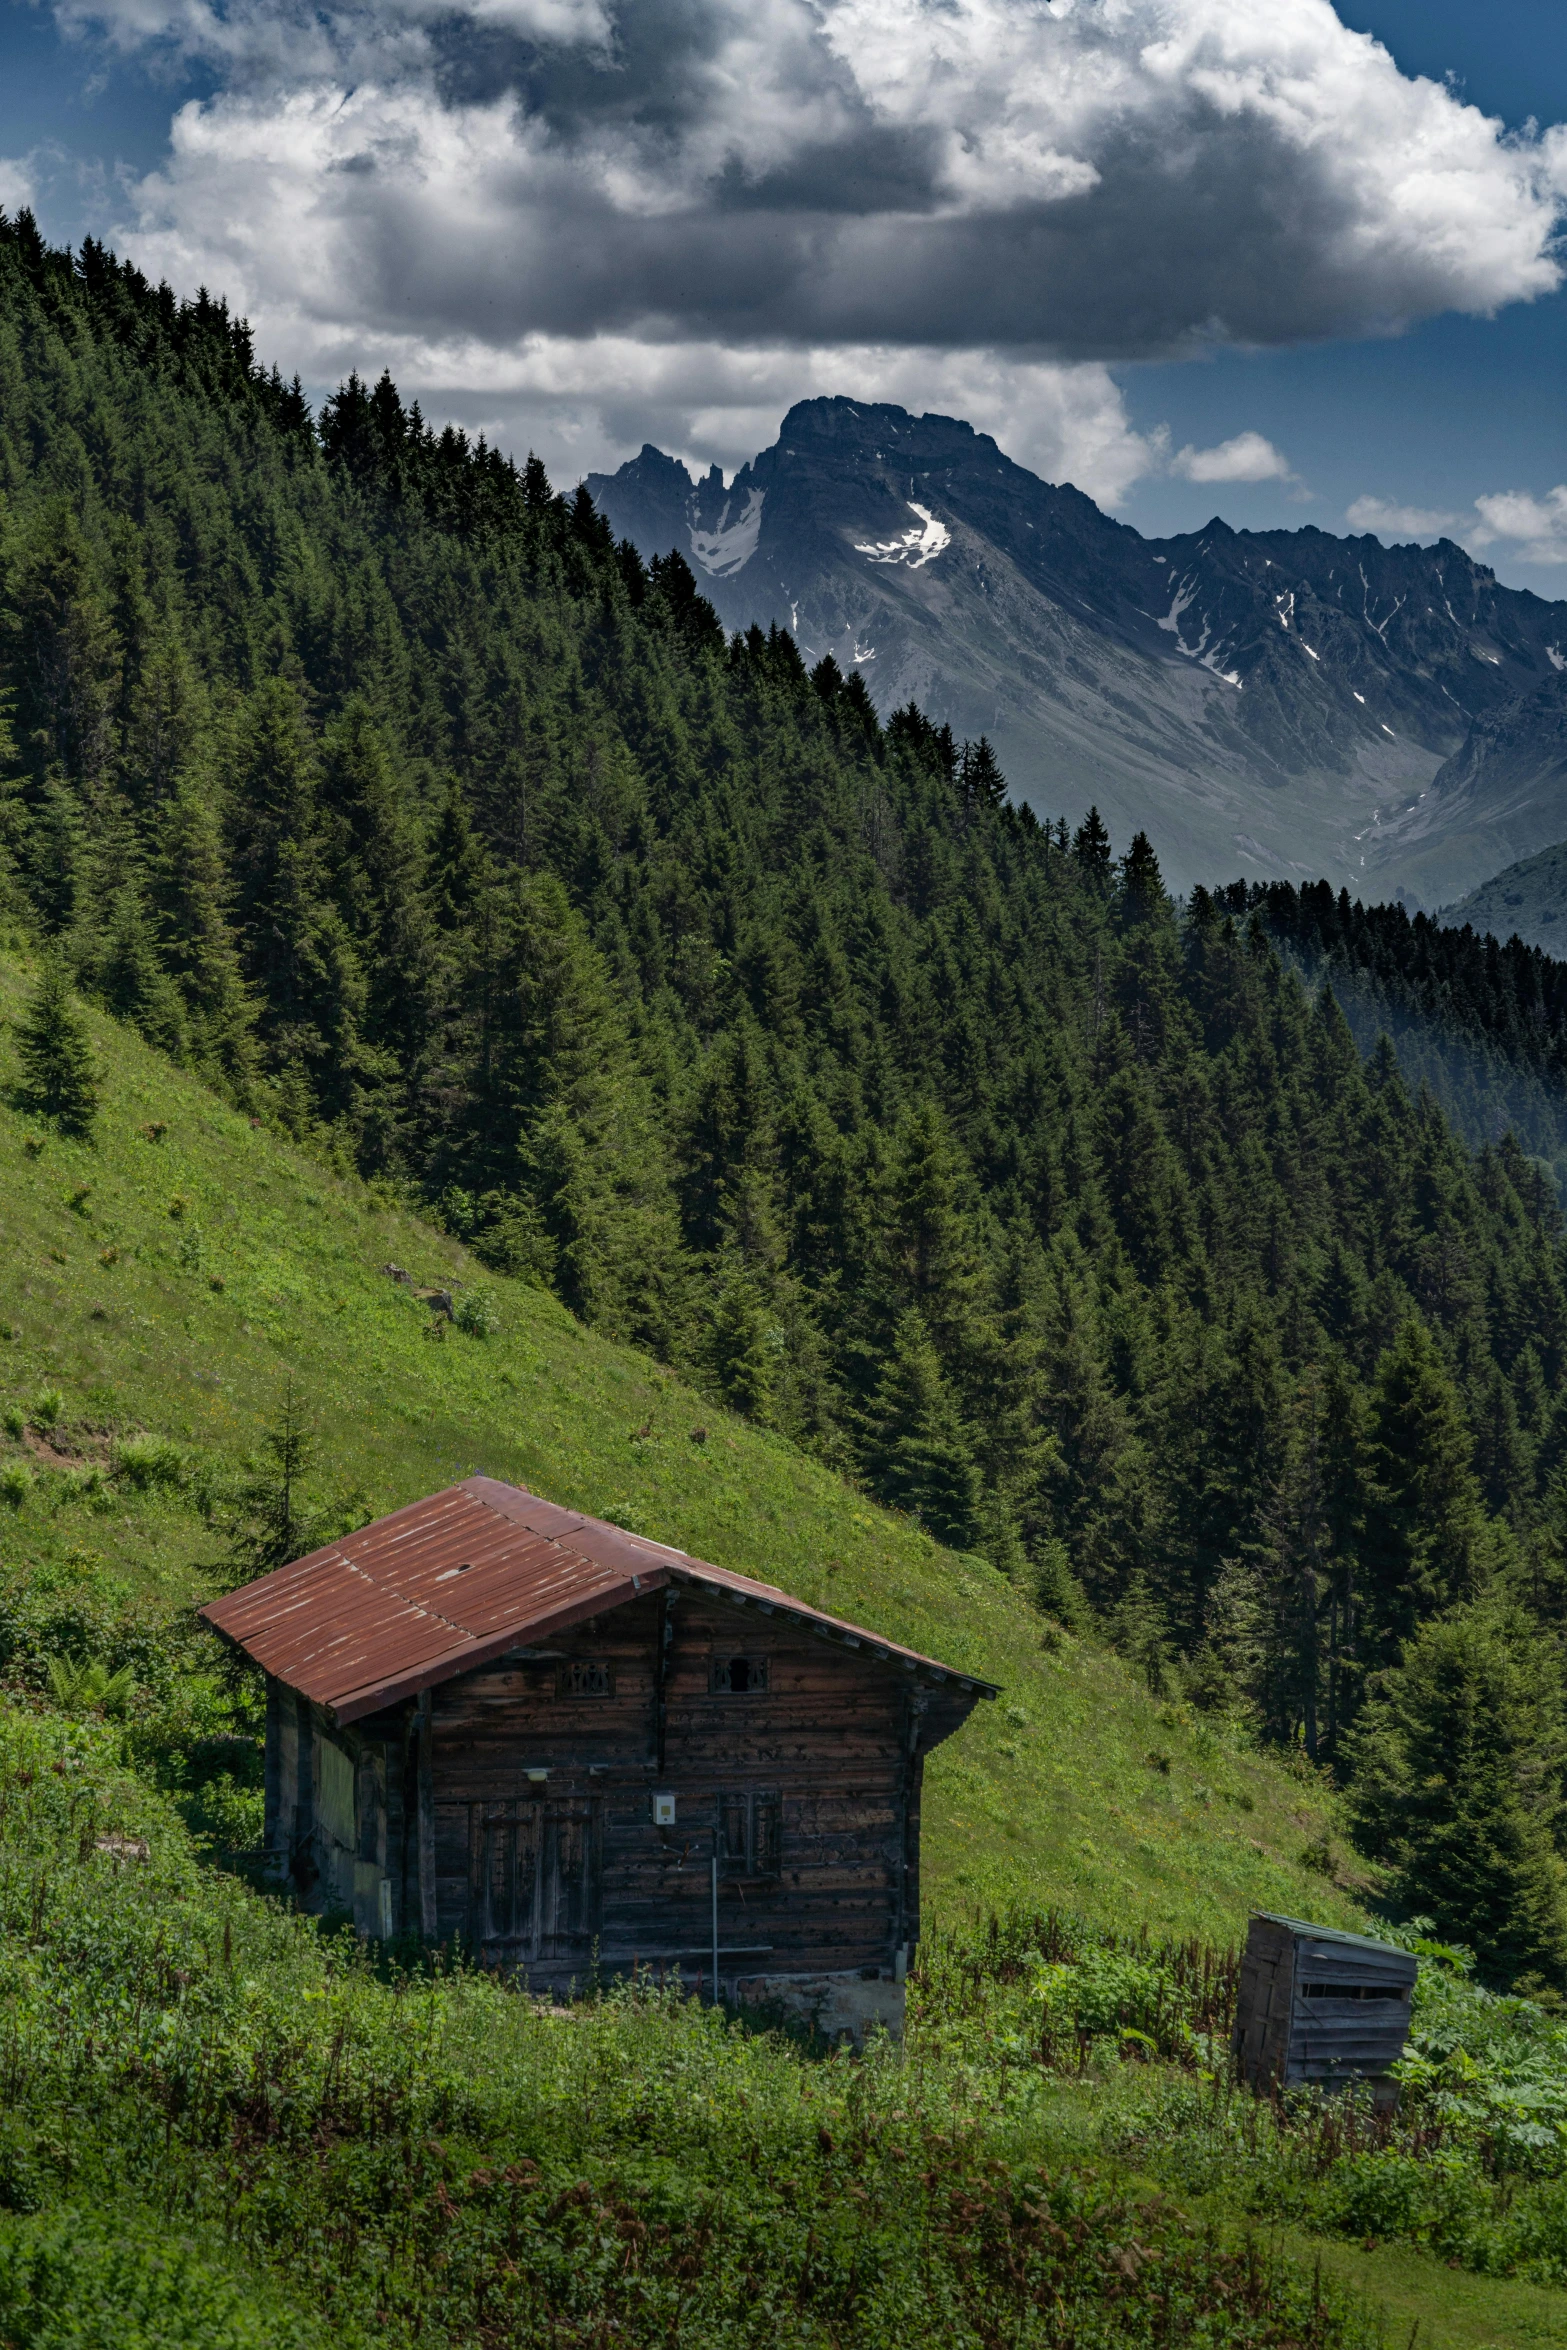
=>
[652,1792,676,1826]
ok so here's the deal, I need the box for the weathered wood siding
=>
[1232,1915,1295,2089]
[264,1584,972,1990]
[425,1590,946,1987]
[263,1678,414,1937]
[1233,1914,1416,2092]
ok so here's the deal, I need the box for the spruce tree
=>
[1347,1601,1567,1986]
[484,873,686,1354]
[1360,1319,1487,1658]
[959,736,1006,815]
[14,952,98,1137]
[96,878,185,1056]
[865,1309,981,1548]
[152,771,257,1086]
[707,1263,779,1423]
[1072,805,1113,889]
[1117,830,1165,926]
[228,1385,328,1574]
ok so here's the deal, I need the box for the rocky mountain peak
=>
[587,403,1567,900]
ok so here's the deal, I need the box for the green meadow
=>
[0,951,1360,1939]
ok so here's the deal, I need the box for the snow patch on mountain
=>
[689,488,765,578]
[1157,578,1243,688]
[854,503,951,569]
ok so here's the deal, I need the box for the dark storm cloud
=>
[71,0,1567,361]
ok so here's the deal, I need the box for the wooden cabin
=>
[1233,1912,1416,2100]
[201,1476,995,2039]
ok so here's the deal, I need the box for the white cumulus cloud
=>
[1348,484,1567,566]
[1469,487,1567,566]
[108,0,1567,361]
[1345,495,1463,540]
[0,157,36,216]
[1172,431,1294,484]
[43,0,1567,487]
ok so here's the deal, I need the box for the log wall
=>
[263,1582,976,1993]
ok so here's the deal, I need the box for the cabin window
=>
[558,1660,613,1698]
[717,1790,781,1878]
[317,1736,356,1849]
[710,1654,769,1696]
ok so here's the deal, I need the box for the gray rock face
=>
[1439,829,1567,953]
[588,398,1567,897]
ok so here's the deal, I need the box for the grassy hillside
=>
[15,968,1567,2349]
[0,951,1361,1940]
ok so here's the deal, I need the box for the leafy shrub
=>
[113,1433,184,1491]
[0,2213,321,2350]
[181,1772,264,1852]
[53,1465,106,1507]
[455,1286,501,1338]
[0,1464,31,1510]
[0,1561,187,1706]
[1,1408,22,1440]
[30,1391,62,1433]
[44,1656,135,1717]
[1321,2150,1450,2240]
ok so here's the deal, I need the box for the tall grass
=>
[0,1700,1373,2348]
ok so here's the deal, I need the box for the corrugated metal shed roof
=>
[200,1475,1000,1724]
[1256,1914,1417,1973]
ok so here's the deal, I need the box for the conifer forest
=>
[20,195,1567,2347]
[9,205,1567,1907]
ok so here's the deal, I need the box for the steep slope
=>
[590,399,1567,894]
[0,956,1359,1940]
[1217,877,1567,1192]
[1389,671,1567,902]
[1442,833,1567,953]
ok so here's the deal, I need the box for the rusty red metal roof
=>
[200,1475,999,1723]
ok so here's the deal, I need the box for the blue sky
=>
[3,0,1566,590]
[1124,2,1567,567]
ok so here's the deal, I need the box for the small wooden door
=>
[468,1798,600,1969]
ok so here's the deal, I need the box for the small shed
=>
[200,1475,996,2040]
[1232,1912,1416,2097]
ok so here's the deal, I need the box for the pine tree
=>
[95,878,186,1056]
[228,1385,328,1573]
[707,1263,779,1423]
[2,496,120,786]
[1254,1369,1333,1756]
[14,953,98,1137]
[152,771,257,1086]
[959,736,1006,815]
[226,679,341,1080]
[1471,1361,1532,1519]
[1117,831,1165,927]
[1347,1601,1567,1986]
[864,1309,982,1548]
[1072,805,1113,889]
[1360,1319,1487,1659]
[481,873,686,1353]
[871,1100,988,1357]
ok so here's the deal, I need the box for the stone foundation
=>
[734,1968,905,2043]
